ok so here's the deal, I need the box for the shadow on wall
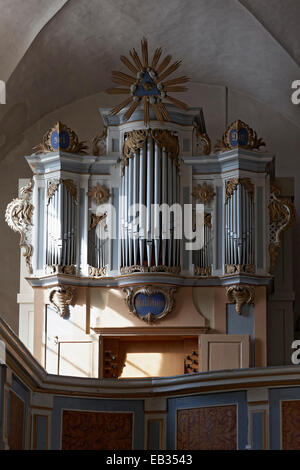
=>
[0,103,27,162]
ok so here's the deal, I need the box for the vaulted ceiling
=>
[1,0,300,147]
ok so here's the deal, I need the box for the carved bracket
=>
[226,284,255,315]
[49,286,76,318]
[5,180,34,274]
[123,285,176,323]
[268,181,295,273]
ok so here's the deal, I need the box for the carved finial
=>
[33,122,88,155]
[226,285,255,315]
[215,120,265,152]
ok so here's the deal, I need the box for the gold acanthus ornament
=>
[225,177,254,200]
[193,122,211,155]
[88,266,107,277]
[268,181,295,273]
[122,129,148,172]
[5,179,34,274]
[33,122,88,154]
[47,178,77,204]
[49,286,76,318]
[89,213,107,230]
[215,120,266,152]
[226,285,255,315]
[87,184,111,205]
[192,182,215,204]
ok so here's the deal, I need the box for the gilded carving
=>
[193,122,211,155]
[87,184,111,205]
[45,264,76,275]
[88,266,107,277]
[215,120,265,152]
[268,181,295,273]
[33,122,88,154]
[123,286,176,323]
[225,264,255,274]
[194,266,211,276]
[120,265,181,274]
[47,179,77,204]
[5,179,34,274]
[151,129,180,168]
[107,38,189,124]
[89,213,107,230]
[226,284,255,315]
[204,213,212,228]
[92,126,107,156]
[192,183,215,204]
[49,286,75,318]
[225,177,254,200]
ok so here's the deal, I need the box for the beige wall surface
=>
[0,82,297,334]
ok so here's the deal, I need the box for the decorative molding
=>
[88,266,107,277]
[45,265,76,275]
[268,181,295,273]
[107,37,189,124]
[33,122,88,154]
[215,120,265,152]
[48,286,75,318]
[225,264,255,275]
[5,179,34,274]
[123,285,176,323]
[92,126,107,156]
[192,183,215,204]
[225,177,254,200]
[226,285,255,315]
[87,184,111,205]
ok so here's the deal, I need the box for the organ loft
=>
[6,39,295,379]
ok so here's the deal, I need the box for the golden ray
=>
[110,96,133,115]
[156,55,172,75]
[112,71,136,84]
[157,60,182,82]
[124,100,140,121]
[151,47,162,69]
[129,48,143,70]
[165,95,189,110]
[120,55,139,75]
[141,37,148,68]
[106,87,131,94]
[162,76,190,86]
[163,86,188,93]
[143,97,149,125]
[152,103,164,121]
[157,102,170,121]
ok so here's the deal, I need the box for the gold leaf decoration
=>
[226,285,255,315]
[87,184,111,205]
[33,122,88,155]
[106,38,189,124]
[192,183,215,204]
[215,120,266,152]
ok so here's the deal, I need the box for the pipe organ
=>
[7,105,295,379]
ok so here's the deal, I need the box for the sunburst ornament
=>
[106,38,190,125]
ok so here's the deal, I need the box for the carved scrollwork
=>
[192,182,215,204]
[215,120,266,152]
[92,126,107,156]
[122,129,148,172]
[45,264,76,275]
[226,284,255,315]
[89,213,107,230]
[268,181,295,273]
[5,179,34,274]
[47,178,77,204]
[194,266,211,276]
[151,129,179,168]
[88,266,107,277]
[193,122,211,155]
[225,177,254,200]
[87,184,111,205]
[120,265,181,274]
[49,286,76,318]
[123,285,176,323]
[225,264,255,274]
[33,122,88,154]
